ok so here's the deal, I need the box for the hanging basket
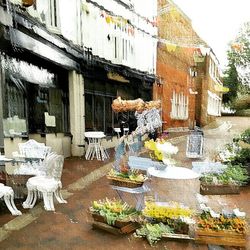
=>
[22,0,34,7]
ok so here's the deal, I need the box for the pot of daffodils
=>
[145,139,179,167]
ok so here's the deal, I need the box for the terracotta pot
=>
[22,0,34,7]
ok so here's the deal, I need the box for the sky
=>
[172,0,250,69]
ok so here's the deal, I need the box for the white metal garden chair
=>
[0,183,22,215]
[17,139,52,159]
[22,152,67,211]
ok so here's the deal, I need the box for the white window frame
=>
[47,0,61,34]
[207,90,222,116]
[170,91,189,120]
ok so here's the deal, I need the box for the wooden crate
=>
[91,213,140,234]
[107,175,144,188]
[162,233,194,241]
[92,221,140,235]
[195,229,246,247]
[200,183,240,195]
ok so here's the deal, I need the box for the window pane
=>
[94,95,104,131]
[85,93,93,131]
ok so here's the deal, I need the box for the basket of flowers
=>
[195,209,247,247]
[89,198,140,233]
[134,201,195,245]
[144,139,178,166]
[199,164,248,195]
[107,169,148,188]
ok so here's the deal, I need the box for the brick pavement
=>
[0,116,249,249]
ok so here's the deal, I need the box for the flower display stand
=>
[200,183,240,195]
[195,230,246,247]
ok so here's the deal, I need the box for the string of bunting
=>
[83,0,157,38]
[82,0,209,53]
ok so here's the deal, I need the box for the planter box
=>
[91,213,131,228]
[107,175,145,188]
[91,213,140,234]
[162,233,194,241]
[195,229,246,247]
[200,183,240,195]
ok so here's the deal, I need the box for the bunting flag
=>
[82,1,208,51]
[169,7,180,20]
[165,43,177,52]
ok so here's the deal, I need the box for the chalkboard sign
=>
[186,132,204,158]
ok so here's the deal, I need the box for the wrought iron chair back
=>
[18,139,51,159]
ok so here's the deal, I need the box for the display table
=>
[148,166,200,179]
[111,184,150,210]
[84,132,109,161]
[148,166,200,209]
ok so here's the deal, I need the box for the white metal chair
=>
[22,152,67,211]
[17,139,52,159]
[0,183,22,215]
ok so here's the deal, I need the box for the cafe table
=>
[84,131,109,161]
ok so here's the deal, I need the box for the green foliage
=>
[200,164,248,186]
[223,62,240,104]
[230,148,250,166]
[234,128,250,144]
[232,94,250,111]
[134,223,174,246]
[90,198,138,225]
[230,22,250,67]
[223,21,250,106]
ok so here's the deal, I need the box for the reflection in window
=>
[85,93,117,134]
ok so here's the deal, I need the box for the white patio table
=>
[84,131,109,161]
[148,166,200,209]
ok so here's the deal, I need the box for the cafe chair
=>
[18,139,52,159]
[0,183,22,215]
[22,152,67,211]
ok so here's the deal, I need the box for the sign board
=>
[186,132,204,158]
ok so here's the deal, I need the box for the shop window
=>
[2,78,27,136]
[170,91,188,120]
[85,93,116,134]
[4,78,26,119]
[85,80,118,134]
